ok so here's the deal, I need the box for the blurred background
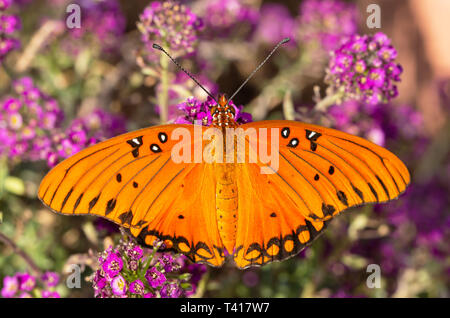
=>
[0,0,449,298]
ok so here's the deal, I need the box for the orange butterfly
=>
[38,40,410,269]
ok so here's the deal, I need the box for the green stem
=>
[314,90,344,112]
[0,232,44,278]
[158,53,169,124]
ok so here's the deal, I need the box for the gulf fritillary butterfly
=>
[38,40,410,269]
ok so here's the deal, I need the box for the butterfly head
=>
[210,94,237,127]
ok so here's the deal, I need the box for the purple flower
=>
[325,32,403,105]
[0,2,20,62]
[202,0,259,38]
[159,254,176,272]
[143,292,155,298]
[297,0,358,52]
[110,275,127,296]
[42,290,60,298]
[138,1,203,58]
[1,276,19,298]
[0,0,12,10]
[129,280,145,295]
[16,273,36,292]
[127,246,143,261]
[160,283,182,298]
[145,267,166,288]
[64,0,125,55]
[255,4,296,46]
[0,14,21,34]
[41,272,60,288]
[102,253,123,278]
[175,96,252,126]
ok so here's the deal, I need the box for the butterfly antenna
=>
[227,37,290,105]
[152,43,217,103]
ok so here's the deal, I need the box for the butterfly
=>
[38,39,410,269]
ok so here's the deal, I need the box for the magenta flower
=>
[129,280,145,295]
[102,253,123,278]
[110,275,127,297]
[202,0,259,38]
[0,0,12,10]
[160,283,182,298]
[325,32,403,105]
[42,272,60,288]
[145,267,166,288]
[255,4,296,46]
[159,254,176,273]
[1,276,19,298]
[127,246,143,260]
[63,0,125,55]
[175,96,252,126]
[41,290,60,298]
[0,1,20,62]
[16,273,36,292]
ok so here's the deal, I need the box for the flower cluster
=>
[92,238,201,298]
[1,271,60,298]
[0,77,64,162]
[174,96,252,126]
[325,32,403,105]
[0,77,126,167]
[297,0,358,52]
[65,0,125,54]
[0,0,21,63]
[138,1,203,59]
[202,0,259,39]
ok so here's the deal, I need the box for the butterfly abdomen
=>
[216,166,238,255]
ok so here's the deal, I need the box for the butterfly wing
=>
[232,120,410,268]
[38,124,225,267]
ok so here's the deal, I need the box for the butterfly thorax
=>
[211,94,239,254]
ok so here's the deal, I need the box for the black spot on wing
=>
[74,193,83,211]
[88,194,100,212]
[328,166,335,175]
[337,190,349,206]
[127,136,143,158]
[158,132,168,143]
[305,130,322,152]
[105,198,116,215]
[281,127,290,139]
[150,144,162,153]
[118,210,133,225]
[287,138,299,148]
[314,174,320,181]
[321,203,336,216]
